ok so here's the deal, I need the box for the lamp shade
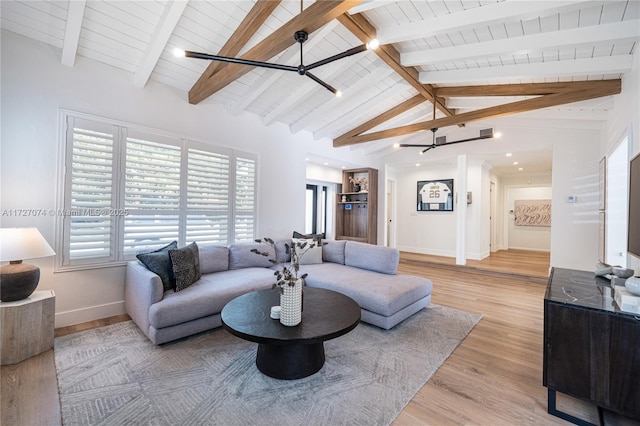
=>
[0,228,55,262]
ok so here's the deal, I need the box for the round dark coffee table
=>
[221,287,360,380]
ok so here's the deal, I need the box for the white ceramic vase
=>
[280,278,303,326]
[625,276,640,296]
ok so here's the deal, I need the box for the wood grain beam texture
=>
[333,80,621,147]
[189,1,362,105]
[337,12,452,118]
[189,0,281,103]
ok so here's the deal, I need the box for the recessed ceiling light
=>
[513,161,519,165]
[341,166,346,169]
[506,153,512,157]
[518,167,524,171]
[494,131,502,138]
[323,162,329,166]
[393,143,400,148]
[416,163,420,167]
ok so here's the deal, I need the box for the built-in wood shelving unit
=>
[335,167,377,245]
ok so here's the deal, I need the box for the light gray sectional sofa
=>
[125,239,432,344]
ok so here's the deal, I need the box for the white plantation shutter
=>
[64,117,117,263]
[186,148,230,244]
[59,111,259,270]
[123,136,181,255]
[234,156,257,241]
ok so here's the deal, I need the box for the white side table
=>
[1,290,55,365]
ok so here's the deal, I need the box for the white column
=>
[456,155,467,265]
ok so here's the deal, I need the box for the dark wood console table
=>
[543,267,640,425]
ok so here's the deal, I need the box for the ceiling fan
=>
[398,128,495,154]
[175,1,379,97]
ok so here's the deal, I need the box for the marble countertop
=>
[545,267,638,318]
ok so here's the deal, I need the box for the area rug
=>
[55,304,481,426]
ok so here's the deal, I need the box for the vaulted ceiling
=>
[2,0,638,174]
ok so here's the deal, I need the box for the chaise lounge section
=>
[125,239,432,344]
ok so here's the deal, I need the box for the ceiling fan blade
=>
[399,144,429,148]
[440,129,495,145]
[421,145,436,154]
[305,44,368,71]
[306,72,340,95]
[184,51,297,73]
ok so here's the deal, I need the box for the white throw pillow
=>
[292,237,323,265]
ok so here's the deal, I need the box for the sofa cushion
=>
[148,268,275,329]
[199,245,229,274]
[229,241,276,269]
[322,240,346,264]
[169,242,202,292]
[292,237,322,265]
[136,241,178,291]
[300,263,432,317]
[344,241,399,275]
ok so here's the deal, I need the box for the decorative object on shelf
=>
[341,194,347,202]
[0,228,56,302]
[252,237,324,326]
[625,276,640,296]
[176,0,379,97]
[417,179,454,211]
[349,176,367,193]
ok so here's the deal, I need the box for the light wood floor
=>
[2,250,638,425]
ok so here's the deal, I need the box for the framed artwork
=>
[417,179,454,211]
[514,199,552,227]
[599,156,606,211]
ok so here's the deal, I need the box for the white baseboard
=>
[507,246,550,252]
[55,300,126,328]
[397,246,456,258]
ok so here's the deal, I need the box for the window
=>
[305,183,327,236]
[58,111,257,270]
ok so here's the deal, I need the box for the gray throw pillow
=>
[136,241,178,292]
[169,242,202,292]
[292,231,324,242]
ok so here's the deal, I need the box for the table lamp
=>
[0,228,55,302]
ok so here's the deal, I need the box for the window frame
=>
[55,110,258,272]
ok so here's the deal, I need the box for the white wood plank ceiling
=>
[2,0,638,175]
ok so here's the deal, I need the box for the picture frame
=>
[417,179,454,211]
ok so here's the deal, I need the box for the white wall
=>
[0,31,371,326]
[505,186,552,251]
[604,47,640,273]
[549,133,602,270]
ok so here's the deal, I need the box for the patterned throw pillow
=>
[292,237,323,265]
[136,241,178,292]
[169,242,202,292]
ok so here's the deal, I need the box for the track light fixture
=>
[399,128,495,153]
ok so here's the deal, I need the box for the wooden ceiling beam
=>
[334,94,426,146]
[434,80,623,97]
[190,0,281,99]
[337,12,453,118]
[334,80,621,146]
[188,0,362,105]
